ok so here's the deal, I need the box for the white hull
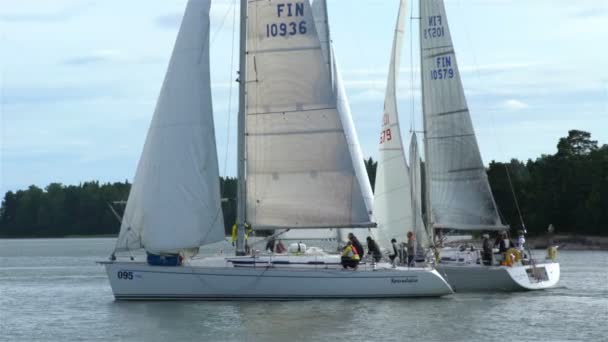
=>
[102,257,453,300]
[436,261,560,292]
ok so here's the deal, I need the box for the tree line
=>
[1,130,606,238]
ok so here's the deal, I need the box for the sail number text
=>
[424,15,445,39]
[380,128,393,144]
[430,56,454,80]
[266,2,307,38]
[117,271,133,280]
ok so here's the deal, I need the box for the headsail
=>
[245,0,373,230]
[114,0,225,254]
[373,0,412,250]
[409,133,429,247]
[419,0,504,231]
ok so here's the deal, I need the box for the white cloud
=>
[501,99,529,111]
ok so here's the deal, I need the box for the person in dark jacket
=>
[406,231,416,267]
[348,233,364,260]
[389,238,398,267]
[494,231,513,253]
[366,236,382,262]
[481,233,493,265]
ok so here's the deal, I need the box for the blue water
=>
[1,238,606,341]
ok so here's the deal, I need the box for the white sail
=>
[114,0,225,254]
[419,0,503,231]
[245,0,373,230]
[373,0,412,250]
[409,133,429,247]
[311,0,331,72]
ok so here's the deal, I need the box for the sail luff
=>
[312,0,332,81]
[419,0,433,236]
[114,0,224,254]
[419,0,504,231]
[373,0,412,251]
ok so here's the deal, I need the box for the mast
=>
[236,0,247,256]
[418,0,433,242]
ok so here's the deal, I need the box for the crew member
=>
[348,233,365,260]
[406,231,416,267]
[341,241,360,269]
[366,236,382,263]
[481,233,493,266]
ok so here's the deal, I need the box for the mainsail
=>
[373,0,413,249]
[419,0,504,231]
[114,0,225,253]
[245,0,373,230]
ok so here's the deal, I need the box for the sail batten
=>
[419,0,503,231]
[114,0,224,254]
[245,0,373,229]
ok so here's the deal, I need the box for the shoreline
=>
[2,234,608,251]
[446,234,608,251]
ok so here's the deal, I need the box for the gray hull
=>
[436,262,560,292]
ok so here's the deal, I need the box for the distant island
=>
[1,130,606,239]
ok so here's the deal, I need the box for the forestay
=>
[373,0,413,250]
[114,0,225,254]
[245,0,373,230]
[419,0,503,231]
[313,0,374,243]
[409,133,429,247]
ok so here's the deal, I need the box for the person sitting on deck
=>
[265,237,276,253]
[275,239,286,254]
[341,241,360,270]
[366,236,382,263]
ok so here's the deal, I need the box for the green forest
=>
[1,130,606,238]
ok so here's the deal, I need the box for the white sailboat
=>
[101,0,452,300]
[376,0,560,291]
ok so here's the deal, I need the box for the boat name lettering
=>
[380,128,392,144]
[391,277,418,284]
[266,2,307,38]
[117,271,133,280]
[424,15,444,39]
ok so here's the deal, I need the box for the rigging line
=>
[216,0,238,233]
[455,0,527,230]
[505,162,526,229]
[210,0,236,46]
[222,0,238,177]
[409,0,415,133]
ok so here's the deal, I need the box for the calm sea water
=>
[0,238,606,342]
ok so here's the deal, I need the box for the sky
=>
[1,0,607,195]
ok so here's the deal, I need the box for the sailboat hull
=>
[102,258,453,300]
[436,261,560,292]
